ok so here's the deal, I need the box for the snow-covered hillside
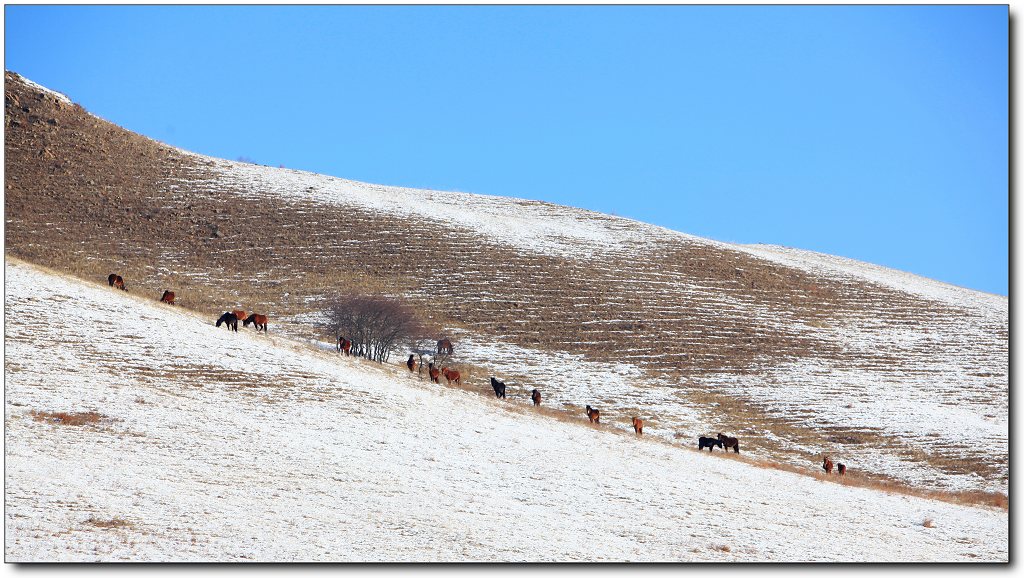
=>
[4,260,1007,562]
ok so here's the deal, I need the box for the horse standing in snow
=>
[338,337,352,356]
[717,433,740,453]
[159,290,175,305]
[216,312,239,332]
[428,363,440,384]
[586,405,600,424]
[699,436,723,452]
[243,313,268,333]
[108,274,126,291]
[407,354,417,373]
[442,367,461,385]
[437,338,454,355]
[490,377,506,398]
[837,463,847,476]
[822,456,834,475]
[531,389,541,406]
[632,417,644,435]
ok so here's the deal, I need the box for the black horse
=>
[216,312,238,332]
[698,436,724,452]
[717,433,740,454]
[490,377,506,398]
[531,389,541,406]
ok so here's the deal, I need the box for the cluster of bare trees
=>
[321,295,433,364]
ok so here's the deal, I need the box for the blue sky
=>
[4,5,1008,295]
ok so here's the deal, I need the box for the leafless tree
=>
[320,295,432,364]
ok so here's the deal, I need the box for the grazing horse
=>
[837,463,847,476]
[585,405,600,424]
[442,367,462,385]
[699,436,724,452]
[428,363,441,384]
[338,337,352,356]
[490,377,506,398]
[216,312,239,332]
[823,456,834,475]
[437,338,454,355]
[717,433,740,454]
[407,354,417,373]
[632,417,644,435]
[107,273,117,287]
[531,389,541,406]
[108,274,126,291]
[243,313,268,333]
[232,310,249,322]
[159,290,175,305]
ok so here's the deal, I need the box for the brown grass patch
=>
[31,410,103,426]
[84,516,132,529]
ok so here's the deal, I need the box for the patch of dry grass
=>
[31,410,103,426]
[84,517,132,529]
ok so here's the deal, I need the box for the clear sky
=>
[4,5,1009,295]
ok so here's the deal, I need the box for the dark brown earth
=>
[4,71,1007,495]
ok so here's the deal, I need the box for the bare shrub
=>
[31,410,103,426]
[320,294,434,363]
[922,518,935,528]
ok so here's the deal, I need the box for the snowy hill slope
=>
[3,260,1008,562]
[3,71,1008,497]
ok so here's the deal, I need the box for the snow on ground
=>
[736,243,1008,317]
[174,156,713,260]
[4,260,1007,562]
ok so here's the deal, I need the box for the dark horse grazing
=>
[442,367,461,385]
[243,313,268,333]
[531,389,541,406]
[632,417,644,435]
[108,274,126,291]
[437,338,454,355]
[338,337,352,356]
[699,436,724,452]
[585,405,600,424]
[717,433,740,453]
[837,463,847,476]
[490,377,506,398]
[216,312,239,332]
[428,363,440,384]
[822,456,834,475]
[407,354,417,373]
[160,290,175,305]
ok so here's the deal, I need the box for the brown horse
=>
[437,338,454,355]
[232,310,249,322]
[837,463,847,476]
[632,417,644,435]
[823,456,834,475]
[338,337,352,356]
[531,389,541,406]
[407,354,417,373]
[108,274,126,291]
[586,405,600,424]
[717,433,740,453]
[243,313,268,333]
[216,312,239,332]
[428,363,441,384]
[160,290,175,305]
[441,367,461,385]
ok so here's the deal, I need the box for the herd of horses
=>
[108,273,848,477]
[107,273,269,333]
